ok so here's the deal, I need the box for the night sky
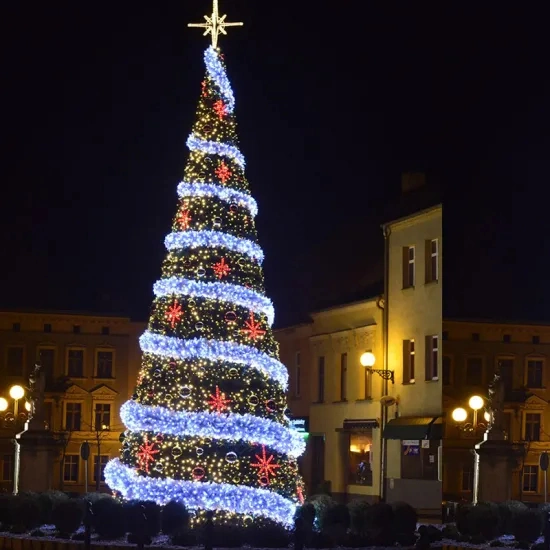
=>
[1,3,547,326]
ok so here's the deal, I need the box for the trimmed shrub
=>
[348,499,370,536]
[322,503,350,545]
[170,527,198,547]
[441,523,460,540]
[391,501,417,535]
[498,500,527,535]
[456,502,500,539]
[124,500,161,537]
[13,495,42,531]
[52,499,83,537]
[92,497,126,539]
[365,502,394,547]
[512,508,541,543]
[38,491,69,524]
[161,500,189,535]
[247,519,291,548]
[209,524,246,548]
[0,494,16,526]
[310,494,336,531]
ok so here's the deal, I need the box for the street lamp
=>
[360,351,395,384]
[452,395,489,434]
[9,385,25,418]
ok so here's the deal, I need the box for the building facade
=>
[0,310,143,493]
[443,319,550,504]
[276,203,443,515]
[381,204,443,512]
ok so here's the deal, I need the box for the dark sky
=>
[0,3,547,325]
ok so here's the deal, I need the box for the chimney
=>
[401,172,426,194]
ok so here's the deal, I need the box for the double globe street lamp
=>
[452,395,491,434]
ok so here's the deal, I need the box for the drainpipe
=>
[378,224,391,502]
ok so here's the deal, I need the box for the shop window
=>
[349,433,372,486]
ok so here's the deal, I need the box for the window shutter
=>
[425,240,431,283]
[425,335,432,380]
[402,247,409,288]
[403,340,410,383]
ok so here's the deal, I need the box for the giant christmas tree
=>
[104,1,305,528]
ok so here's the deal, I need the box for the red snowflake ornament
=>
[177,209,192,230]
[251,445,280,484]
[241,311,266,340]
[201,80,208,97]
[213,99,228,119]
[296,486,305,504]
[207,386,231,414]
[215,161,232,184]
[137,436,160,474]
[165,300,184,328]
[213,258,231,279]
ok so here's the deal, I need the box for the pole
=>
[545,469,548,503]
[84,459,88,494]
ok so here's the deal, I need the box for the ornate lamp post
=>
[360,351,395,384]
[452,395,491,435]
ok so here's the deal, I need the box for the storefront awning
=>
[383,416,442,440]
[336,419,379,432]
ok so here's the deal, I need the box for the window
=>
[523,465,539,493]
[6,346,24,376]
[364,368,372,399]
[65,403,82,431]
[96,351,114,378]
[401,439,439,480]
[466,357,483,386]
[498,359,514,392]
[442,356,452,386]
[425,239,438,283]
[101,326,110,336]
[403,339,415,383]
[425,335,438,380]
[94,403,111,430]
[503,334,511,343]
[63,455,79,482]
[527,359,544,388]
[402,246,415,288]
[472,333,480,342]
[525,413,541,442]
[1,454,13,482]
[73,325,81,334]
[295,352,301,398]
[461,465,473,492]
[38,348,55,386]
[12,322,20,332]
[349,433,372,486]
[503,412,512,440]
[67,349,84,378]
[533,335,541,345]
[93,455,109,483]
[317,356,325,402]
[43,401,53,430]
[340,353,348,401]
[44,323,52,333]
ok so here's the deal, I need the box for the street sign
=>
[80,441,90,461]
[540,452,549,471]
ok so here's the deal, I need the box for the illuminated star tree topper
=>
[188,0,243,48]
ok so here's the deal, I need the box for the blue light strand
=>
[164,231,264,263]
[139,331,288,389]
[104,458,296,527]
[177,181,258,217]
[153,277,274,326]
[120,400,305,457]
[204,46,235,113]
[186,135,246,169]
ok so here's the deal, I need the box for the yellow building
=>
[443,319,550,504]
[277,297,384,502]
[276,199,443,516]
[381,203,443,513]
[0,310,143,493]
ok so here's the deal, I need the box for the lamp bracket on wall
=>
[366,368,395,384]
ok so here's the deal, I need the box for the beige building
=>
[277,200,443,516]
[381,204,443,512]
[443,319,550,504]
[0,310,143,493]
